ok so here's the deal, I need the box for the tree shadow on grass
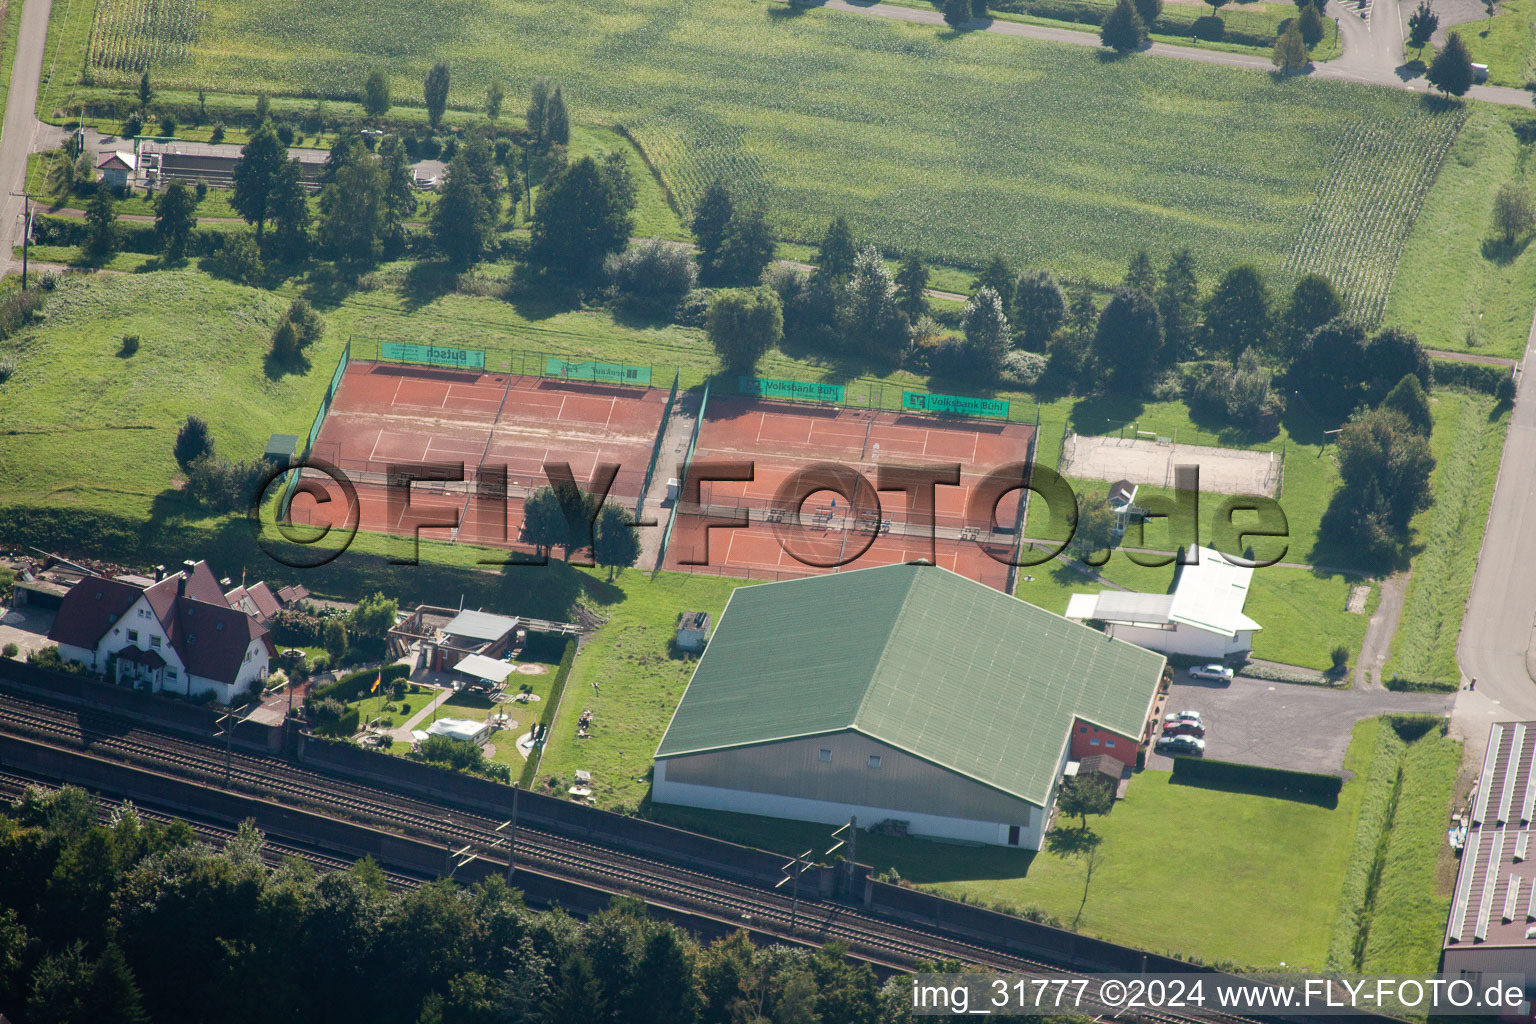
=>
[1481,234,1532,267]
[1044,825,1102,856]
[400,259,462,312]
[1066,392,1148,437]
[299,263,365,310]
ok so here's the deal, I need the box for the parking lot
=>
[1144,671,1454,775]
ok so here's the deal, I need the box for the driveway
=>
[1145,672,1453,775]
[0,603,56,659]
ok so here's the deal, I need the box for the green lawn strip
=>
[1385,105,1536,360]
[43,0,1460,292]
[1457,1,1536,88]
[36,0,94,120]
[1325,719,1404,970]
[0,0,24,131]
[1382,390,1507,688]
[537,570,745,811]
[15,243,156,270]
[655,718,1385,969]
[1359,728,1462,973]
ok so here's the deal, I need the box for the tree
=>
[485,79,505,121]
[378,135,417,252]
[1056,772,1115,828]
[521,487,567,557]
[323,129,368,183]
[944,0,971,27]
[424,62,451,129]
[174,416,214,471]
[605,240,697,315]
[842,246,910,361]
[960,286,1010,376]
[268,159,311,261]
[1493,180,1536,245]
[347,592,398,645]
[894,254,930,322]
[1272,20,1308,70]
[1134,0,1163,29]
[432,153,494,266]
[1281,273,1341,357]
[215,234,264,286]
[1407,0,1439,51]
[85,186,118,260]
[529,155,636,280]
[154,182,197,260]
[972,0,989,16]
[1427,30,1474,96]
[1155,249,1198,359]
[1124,250,1157,295]
[1290,316,1370,412]
[138,70,153,109]
[1012,269,1067,350]
[318,157,386,265]
[231,121,287,241]
[711,207,776,286]
[527,78,552,144]
[545,87,571,147]
[322,619,349,664]
[814,216,857,282]
[1100,0,1147,50]
[1203,264,1270,357]
[1092,287,1163,392]
[593,504,642,577]
[286,297,326,349]
[691,180,734,277]
[363,70,391,117]
[1382,373,1434,436]
[1297,1,1325,45]
[1365,326,1432,399]
[706,286,783,374]
[255,92,270,122]
[1334,405,1435,534]
[1207,0,1230,17]
[975,256,1015,310]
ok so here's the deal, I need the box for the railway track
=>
[0,690,1268,1024]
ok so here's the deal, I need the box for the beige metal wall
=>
[660,730,1039,826]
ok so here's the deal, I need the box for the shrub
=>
[1330,645,1349,672]
[1001,349,1046,388]
[159,114,177,136]
[173,415,213,472]
[2,643,17,659]
[210,123,226,144]
[212,234,264,286]
[184,453,265,513]
[39,271,59,292]
[604,240,697,315]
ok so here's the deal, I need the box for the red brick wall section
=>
[1068,719,1137,765]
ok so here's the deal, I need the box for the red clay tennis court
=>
[662,397,1035,590]
[288,362,669,549]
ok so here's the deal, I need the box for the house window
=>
[150,637,161,649]
[818,749,832,762]
[1090,738,1100,746]
[1106,739,1116,748]
[1008,825,1021,846]
[166,669,177,680]
[867,755,882,768]
[127,630,138,642]
[1079,726,1087,733]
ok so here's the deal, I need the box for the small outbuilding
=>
[96,152,136,189]
[426,717,489,746]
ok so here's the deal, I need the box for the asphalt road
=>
[0,0,58,273]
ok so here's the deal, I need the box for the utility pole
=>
[776,848,813,936]
[9,192,36,289]
[214,704,252,788]
[494,786,518,881]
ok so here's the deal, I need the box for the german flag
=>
[370,672,382,693]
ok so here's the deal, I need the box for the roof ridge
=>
[852,565,923,728]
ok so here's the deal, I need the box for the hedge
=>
[306,663,411,709]
[33,213,249,258]
[519,638,577,788]
[989,0,1284,47]
[1170,755,1344,803]
[1430,358,1515,400]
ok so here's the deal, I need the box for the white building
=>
[1064,545,1261,660]
[96,151,136,189]
[427,717,490,745]
[49,560,274,704]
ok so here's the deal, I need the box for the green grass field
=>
[40,0,1462,300]
[1458,1,1536,88]
[655,718,1403,969]
[1382,390,1508,688]
[1385,106,1536,359]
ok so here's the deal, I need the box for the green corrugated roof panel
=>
[655,563,1166,806]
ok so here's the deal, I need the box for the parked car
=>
[1162,719,1205,738]
[1156,734,1206,756]
[1189,664,1234,682]
[1164,710,1203,726]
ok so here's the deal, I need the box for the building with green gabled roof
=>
[653,562,1167,849]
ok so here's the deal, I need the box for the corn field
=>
[628,110,770,217]
[86,0,207,77]
[1283,107,1466,327]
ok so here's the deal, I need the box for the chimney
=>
[177,573,187,596]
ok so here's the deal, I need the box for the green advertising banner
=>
[737,376,845,403]
[544,358,652,387]
[379,342,485,370]
[902,391,1010,419]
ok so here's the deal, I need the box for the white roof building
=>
[426,717,490,745]
[453,653,514,686]
[1064,546,1261,660]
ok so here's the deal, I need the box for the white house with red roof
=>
[49,560,275,704]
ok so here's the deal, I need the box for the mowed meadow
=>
[60,0,1463,298]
